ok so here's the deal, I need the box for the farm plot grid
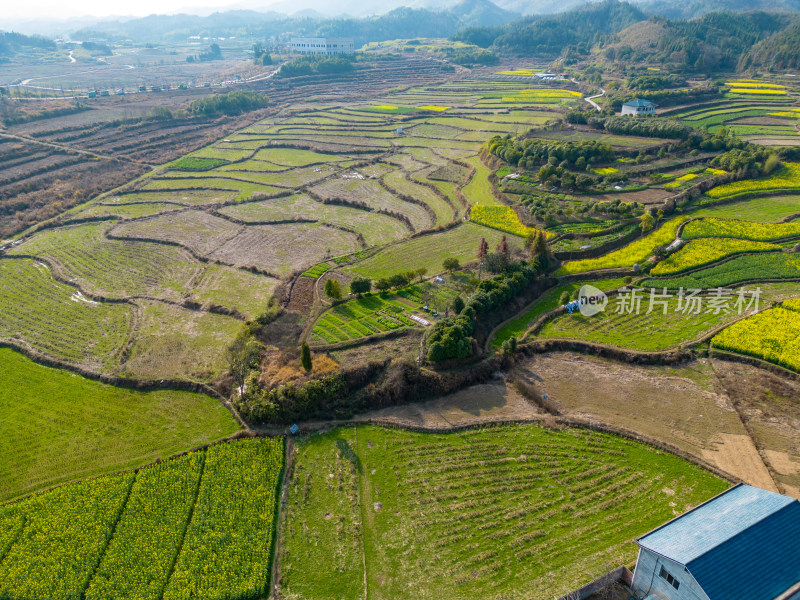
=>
[280,425,727,600]
[674,89,800,146]
[0,438,283,600]
[1,77,575,380]
[310,282,459,346]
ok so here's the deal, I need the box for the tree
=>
[764,153,781,175]
[640,212,655,233]
[416,267,427,282]
[501,335,518,355]
[300,342,312,372]
[225,331,264,399]
[443,257,460,273]
[478,237,489,278]
[389,273,411,289]
[324,278,342,300]
[375,278,391,292]
[525,229,537,251]
[534,231,548,258]
[478,237,489,260]
[452,295,465,314]
[199,43,222,61]
[498,235,510,257]
[350,277,371,296]
[484,252,509,273]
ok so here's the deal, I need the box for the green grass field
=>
[641,252,800,289]
[344,223,511,279]
[280,425,727,600]
[538,294,741,350]
[0,347,239,503]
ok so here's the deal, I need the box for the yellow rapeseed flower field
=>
[729,88,788,95]
[706,163,800,199]
[471,205,539,238]
[712,306,800,372]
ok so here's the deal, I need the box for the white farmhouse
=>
[621,98,656,116]
[289,37,354,55]
[630,484,800,600]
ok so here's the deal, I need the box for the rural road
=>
[0,131,153,166]
[585,88,605,112]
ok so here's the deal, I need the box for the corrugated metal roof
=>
[638,484,800,600]
[623,99,655,107]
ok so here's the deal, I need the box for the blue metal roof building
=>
[630,484,800,600]
[621,98,657,115]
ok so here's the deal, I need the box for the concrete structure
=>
[631,484,800,600]
[621,98,656,116]
[289,37,354,55]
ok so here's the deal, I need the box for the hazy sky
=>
[4,0,261,19]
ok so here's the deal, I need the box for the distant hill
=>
[0,30,56,58]
[73,0,518,44]
[607,11,794,72]
[740,21,800,71]
[637,0,800,20]
[453,0,647,55]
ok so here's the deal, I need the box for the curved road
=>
[584,88,605,112]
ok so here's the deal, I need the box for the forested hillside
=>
[453,0,646,54]
[607,12,794,72]
[740,21,800,70]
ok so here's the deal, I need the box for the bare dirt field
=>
[359,378,542,429]
[355,351,800,498]
[513,352,800,496]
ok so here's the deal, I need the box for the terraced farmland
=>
[704,163,800,201]
[650,238,781,276]
[310,283,459,346]
[556,216,688,275]
[642,252,800,290]
[0,438,283,600]
[537,293,746,351]
[712,304,800,372]
[280,425,727,600]
[0,258,134,371]
[675,94,800,146]
[2,77,575,380]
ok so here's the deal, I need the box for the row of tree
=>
[427,235,547,363]
[487,137,615,171]
[188,90,268,116]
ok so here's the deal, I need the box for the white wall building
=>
[289,37,354,55]
[621,98,657,116]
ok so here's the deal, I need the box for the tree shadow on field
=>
[336,438,362,474]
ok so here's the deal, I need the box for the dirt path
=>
[0,131,153,167]
[270,436,295,600]
[702,433,778,492]
[353,426,369,600]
